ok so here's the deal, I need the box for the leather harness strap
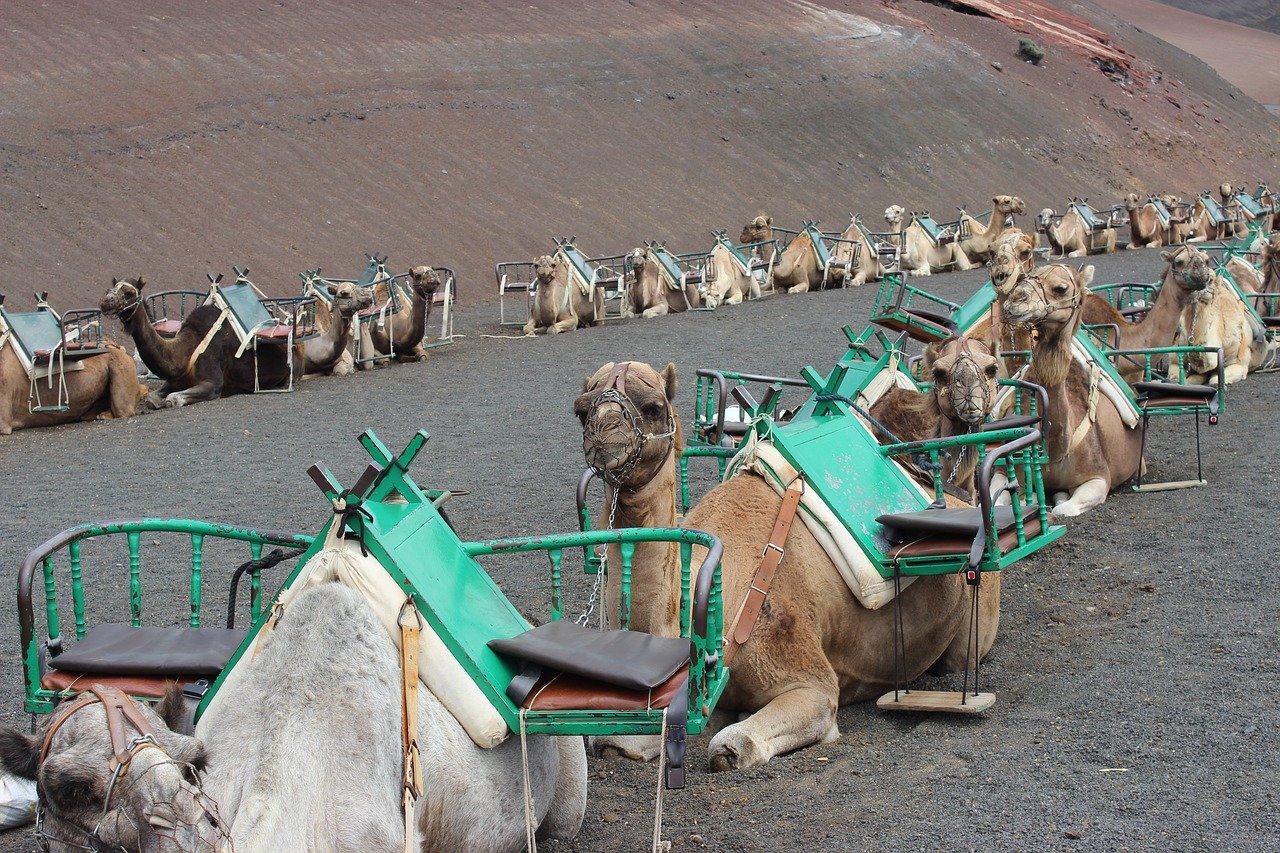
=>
[725,478,805,664]
[40,684,161,774]
[398,597,424,853]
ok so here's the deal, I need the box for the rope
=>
[652,710,669,853]
[519,710,538,852]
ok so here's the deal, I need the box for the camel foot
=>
[162,393,190,409]
[1051,478,1109,518]
[0,424,11,436]
[144,391,167,410]
[708,727,770,772]
[590,734,660,762]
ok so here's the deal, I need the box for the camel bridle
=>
[35,684,229,853]
[1006,265,1082,329]
[1169,247,1211,292]
[106,282,144,323]
[583,361,676,487]
[940,338,993,428]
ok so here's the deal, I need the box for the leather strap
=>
[40,684,160,774]
[725,479,804,664]
[398,598,424,853]
[186,308,229,371]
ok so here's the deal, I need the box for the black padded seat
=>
[876,504,1042,544]
[50,624,246,678]
[981,414,1041,432]
[1134,381,1216,401]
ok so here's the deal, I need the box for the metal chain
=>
[577,487,619,627]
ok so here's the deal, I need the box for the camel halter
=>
[1007,265,1082,329]
[35,684,230,852]
[942,338,993,430]
[582,361,676,486]
[107,283,145,324]
[1169,248,1211,291]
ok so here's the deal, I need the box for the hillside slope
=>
[1,0,1276,310]
[1156,0,1280,36]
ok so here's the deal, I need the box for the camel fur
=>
[958,195,1026,263]
[1187,185,1243,242]
[1172,259,1272,385]
[1036,205,1117,257]
[574,361,999,771]
[0,302,147,434]
[198,581,586,852]
[0,683,226,851]
[868,336,999,495]
[1259,233,1280,293]
[304,281,374,376]
[523,255,603,334]
[367,266,438,361]
[885,205,974,276]
[101,277,296,408]
[1123,194,1179,249]
[999,264,1143,517]
[622,246,702,317]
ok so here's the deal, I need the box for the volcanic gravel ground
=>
[1,247,1277,851]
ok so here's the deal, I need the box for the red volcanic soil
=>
[1,0,1277,312]
[1098,0,1280,106]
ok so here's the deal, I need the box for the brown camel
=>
[1000,264,1143,516]
[868,336,999,495]
[1187,187,1241,242]
[101,277,296,408]
[1262,233,1280,293]
[0,297,148,435]
[885,205,974,276]
[1036,203,1117,257]
[1123,194,1177,249]
[367,266,438,361]
[0,683,226,851]
[573,361,999,770]
[303,281,374,375]
[524,255,603,334]
[1173,259,1272,385]
[623,246,702,317]
[958,196,1026,263]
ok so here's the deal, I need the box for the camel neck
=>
[123,303,186,380]
[601,454,680,635]
[1128,268,1191,350]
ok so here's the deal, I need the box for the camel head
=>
[408,265,441,299]
[1218,182,1233,201]
[534,254,560,286]
[1001,263,1092,333]
[883,205,905,227]
[923,336,999,428]
[0,685,226,852]
[739,214,772,245]
[986,232,1037,294]
[575,360,681,488]
[993,195,1026,221]
[1160,245,1213,294]
[1123,193,1142,212]
[100,277,147,321]
[327,281,374,318]
[1036,208,1055,230]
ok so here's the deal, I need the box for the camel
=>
[1187,187,1242,242]
[868,336,999,495]
[0,683,227,851]
[1036,203,1118,257]
[999,264,1143,516]
[195,580,586,851]
[366,266,438,361]
[573,361,1000,771]
[703,237,762,307]
[101,277,296,408]
[1123,194,1180,249]
[303,281,374,376]
[885,205,974,276]
[1262,233,1280,293]
[623,246,702,317]
[523,255,603,335]
[958,196,1026,263]
[0,298,148,435]
[1172,262,1272,385]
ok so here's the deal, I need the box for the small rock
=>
[991,61,1003,71]
[602,813,619,824]
[721,135,730,142]
[1064,830,1082,840]
[690,834,704,844]
[665,92,677,100]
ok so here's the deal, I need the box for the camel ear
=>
[41,754,104,813]
[327,283,340,295]
[1077,265,1095,288]
[583,363,612,393]
[0,726,38,780]
[135,277,146,292]
[153,682,188,733]
[765,216,772,226]
[920,341,942,372]
[660,362,678,401]
[1160,250,1176,263]
[111,277,119,286]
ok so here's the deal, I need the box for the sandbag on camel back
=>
[208,527,510,749]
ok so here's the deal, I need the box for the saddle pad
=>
[51,625,245,677]
[875,504,1040,543]
[737,440,915,610]
[489,620,690,692]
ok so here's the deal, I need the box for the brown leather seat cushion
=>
[1141,396,1215,409]
[886,516,1046,559]
[152,319,184,336]
[521,665,689,712]
[50,624,245,677]
[253,324,298,339]
[40,671,202,699]
[1135,381,1215,400]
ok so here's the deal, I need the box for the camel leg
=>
[537,737,587,841]
[641,304,670,319]
[1051,477,1109,518]
[549,316,577,335]
[952,247,974,271]
[724,292,743,305]
[1222,363,1248,384]
[788,282,810,295]
[331,349,355,376]
[707,684,838,772]
[107,355,146,419]
[592,733,661,762]
[164,381,220,408]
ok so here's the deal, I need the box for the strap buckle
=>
[760,542,785,558]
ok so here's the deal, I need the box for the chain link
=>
[576,487,619,627]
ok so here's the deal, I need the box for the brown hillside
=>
[1156,0,1280,36]
[1,0,1277,312]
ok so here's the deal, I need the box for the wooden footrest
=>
[876,689,995,714]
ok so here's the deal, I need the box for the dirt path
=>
[1,246,1276,850]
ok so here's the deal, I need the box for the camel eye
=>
[932,368,947,382]
[642,402,664,418]
[985,364,998,378]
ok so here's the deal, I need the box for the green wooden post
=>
[68,540,86,640]
[127,531,142,627]
[250,541,263,620]
[41,555,61,648]
[548,548,563,622]
[619,542,634,630]
[679,542,692,638]
[189,533,204,628]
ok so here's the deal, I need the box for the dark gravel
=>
[1,246,1277,851]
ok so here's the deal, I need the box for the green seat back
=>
[218,282,275,333]
[0,306,64,361]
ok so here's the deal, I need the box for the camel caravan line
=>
[0,254,458,434]
[6,224,1278,849]
[502,183,1278,336]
